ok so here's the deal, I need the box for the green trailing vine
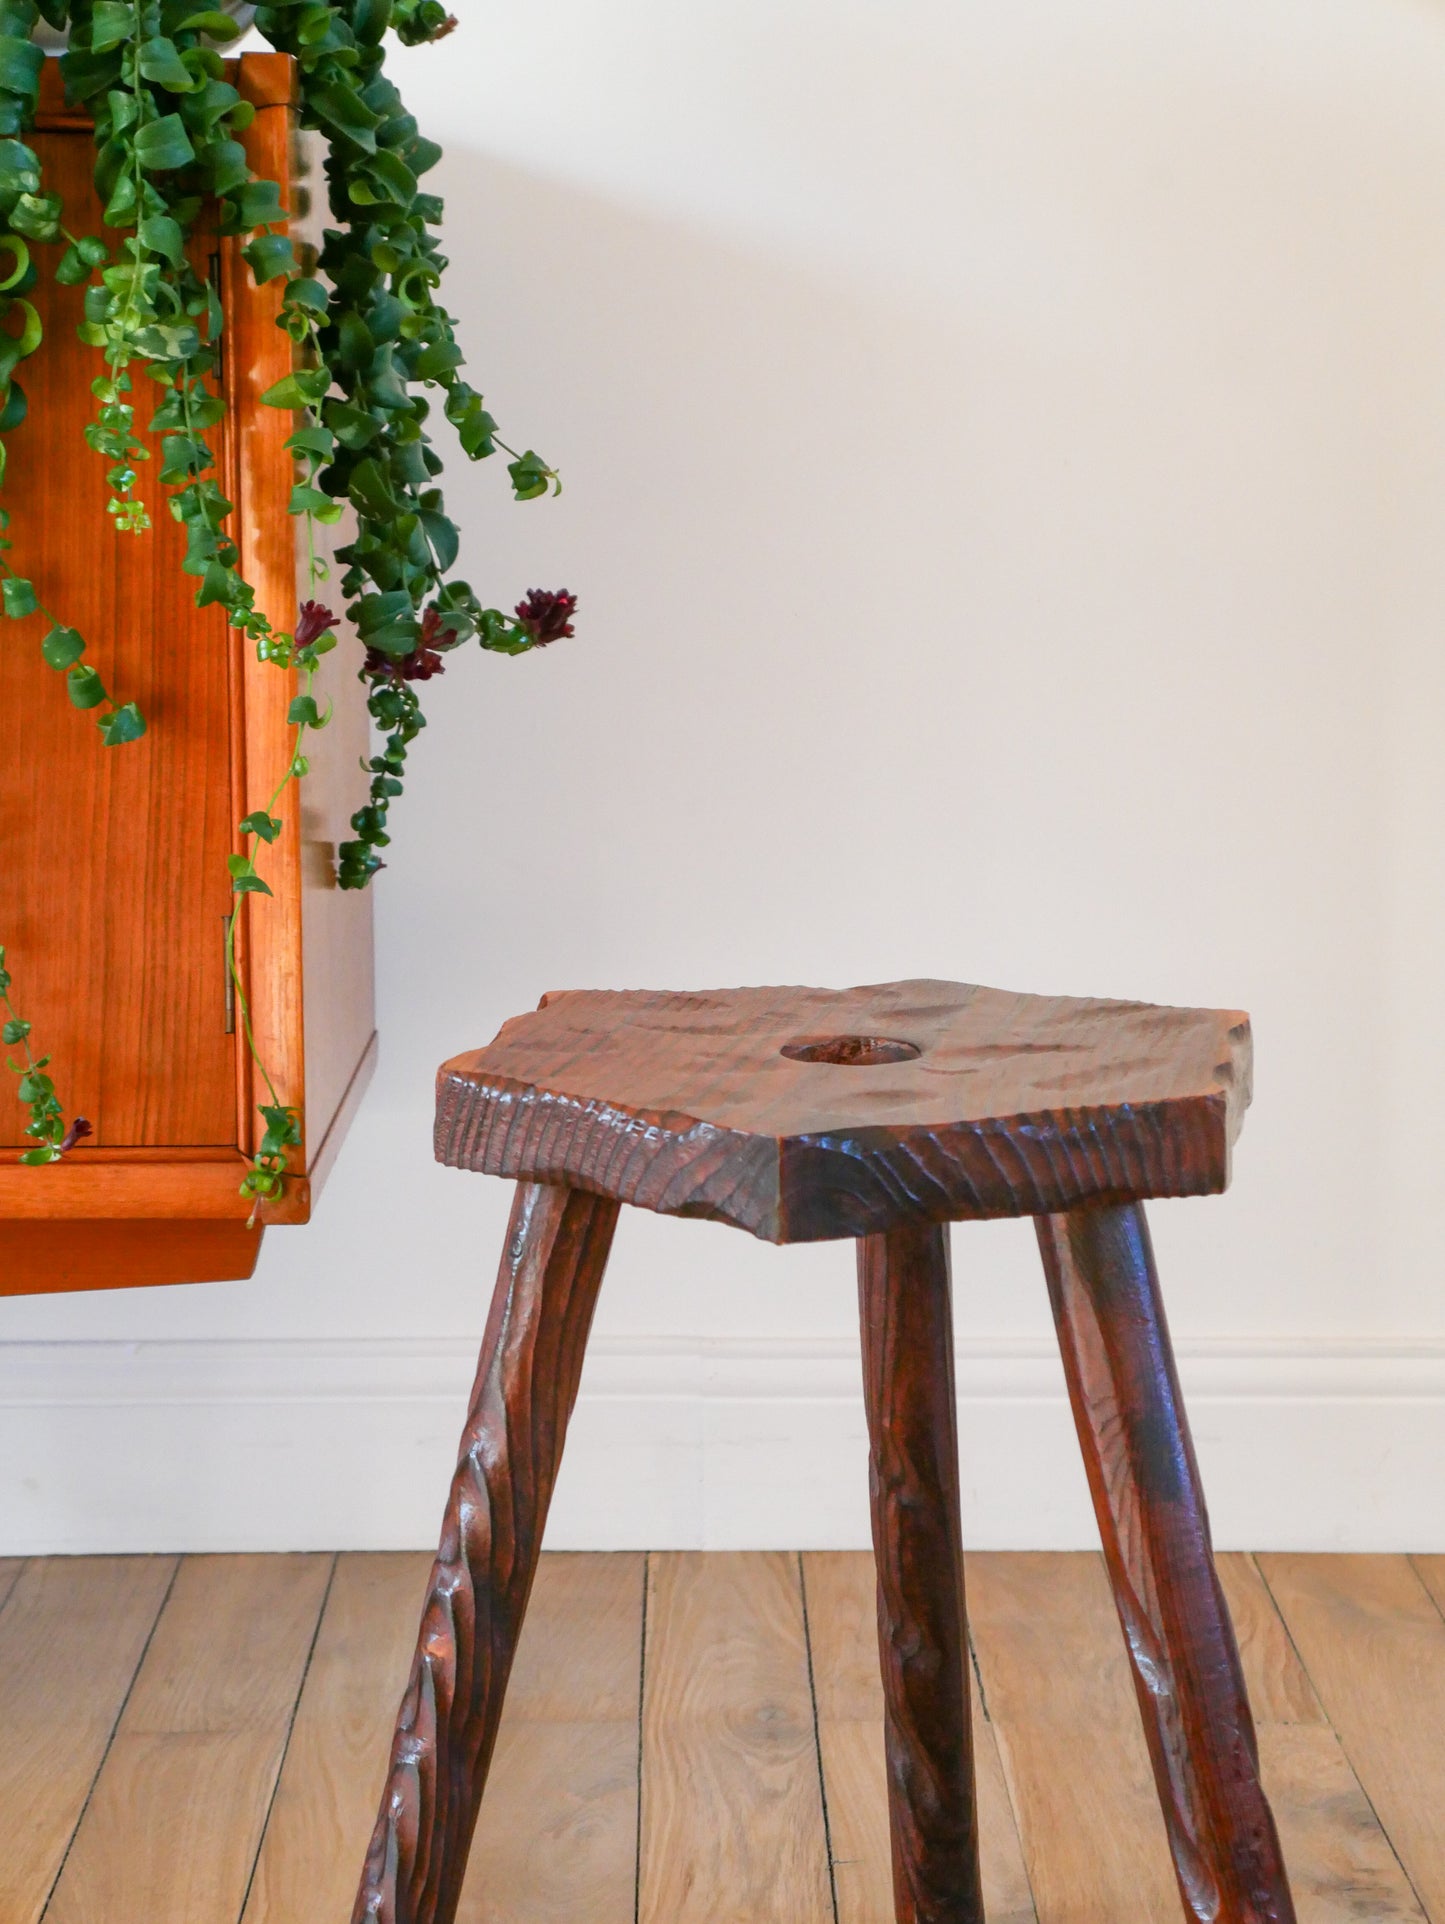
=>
[0,945,92,1161]
[0,0,574,1205]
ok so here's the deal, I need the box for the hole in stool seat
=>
[781,1034,922,1066]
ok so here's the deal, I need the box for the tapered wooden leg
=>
[857,1221,984,1924]
[1037,1202,1295,1924]
[352,1181,619,1924]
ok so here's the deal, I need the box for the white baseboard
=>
[0,1334,1441,1555]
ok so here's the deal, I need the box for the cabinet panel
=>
[0,112,237,1149]
[0,56,377,1287]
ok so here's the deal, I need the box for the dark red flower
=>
[513,588,577,647]
[58,1116,93,1156]
[295,600,340,647]
[363,605,461,684]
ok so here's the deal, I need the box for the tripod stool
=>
[351,978,1294,1924]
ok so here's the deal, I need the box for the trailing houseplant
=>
[0,0,575,1206]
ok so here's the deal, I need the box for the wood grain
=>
[47,1553,332,1924]
[1258,1724,1426,1923]
[1039,1203,1295,1923]
[0,1152,307,1222]
[0,55,375,1282]
[435,980,1252,1242]
[856,1222,982,1922]
[803,1551,1036,1924]
[0,1555,175,1924]
[639,1551,832,1924]
[238,1552,644,1924]
[243,1552,434,1924]
[968,1551,1182,1923]
[227,58,373,1186]
[0,112,234,1150]
[1215,1555,1325,1727]
[1259,1555,1445,1919]
[459,1554,644,1924]
[1218,1555,1424,1919]
[1410,1553,1445,1618]
[0,1556,23,1610]
[5,1551,1445,1924]
[353,1183,620,1924]
[0,1218,263,1293]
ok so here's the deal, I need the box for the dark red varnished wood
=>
[351,1181,619,1924]
[435,981,1252,1242]
[858,1222,984,1924]
[1037,1203,1296,1924]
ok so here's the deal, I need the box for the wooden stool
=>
[352,980,1295,1924]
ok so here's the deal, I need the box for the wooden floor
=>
[2,1550,1443,1923]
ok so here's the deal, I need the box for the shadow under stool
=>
[351,978,1295,1924]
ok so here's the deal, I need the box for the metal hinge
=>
[224,916,235,1036]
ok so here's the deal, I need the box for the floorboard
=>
[638,1550,832,1924]
[967,1550,1180,1923]
[1259,1554,1445,1922]
[1216,1552,1327,1725]
[1,1550,1443,1923]
[0,1556,23,1611]
[0,1556,175,1924]
[241,1552,433,1924]
[459,1551,644,1924]
[44,1553,333,1924]
[1219,1554,1424,1920]
[803,1549,1035,1924]
[1410,1554,1445,1620]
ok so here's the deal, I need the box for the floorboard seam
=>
[233,1550,340,1924]
[797,1553,841,1924]
[0,1557,26,1619]
[1407,1555,1445,1630]
[39,1553,182,1923]
[634,1549,649,1924]
[1253,1553,1434,1921]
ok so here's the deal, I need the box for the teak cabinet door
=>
[0,55,376,1293]
[0,97,237,1152]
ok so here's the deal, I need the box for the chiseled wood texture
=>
[353,1183,619,1924]
[0,1556,177,1924]
[1258,1554,1445,1920]
[0,55,375,1279]
[857,1222,982,1924]
[243,1553,434,1924]
[639,1551,832,1924]
[435,980,1252,1242]
[803,1550,1036,1924]
[1039,1204,1294,1924]
[46,1552,332,1924]
[460,1553,644,1924]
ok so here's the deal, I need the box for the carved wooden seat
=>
[354,980,1295,1924]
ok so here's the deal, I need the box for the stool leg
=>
[857,1222,985,1924]
[352,1181,619,1924]
[1036,1202,1295,1924]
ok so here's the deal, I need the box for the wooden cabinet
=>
[0,56,375,1293]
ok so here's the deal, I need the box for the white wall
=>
[4,0,1445,1553]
